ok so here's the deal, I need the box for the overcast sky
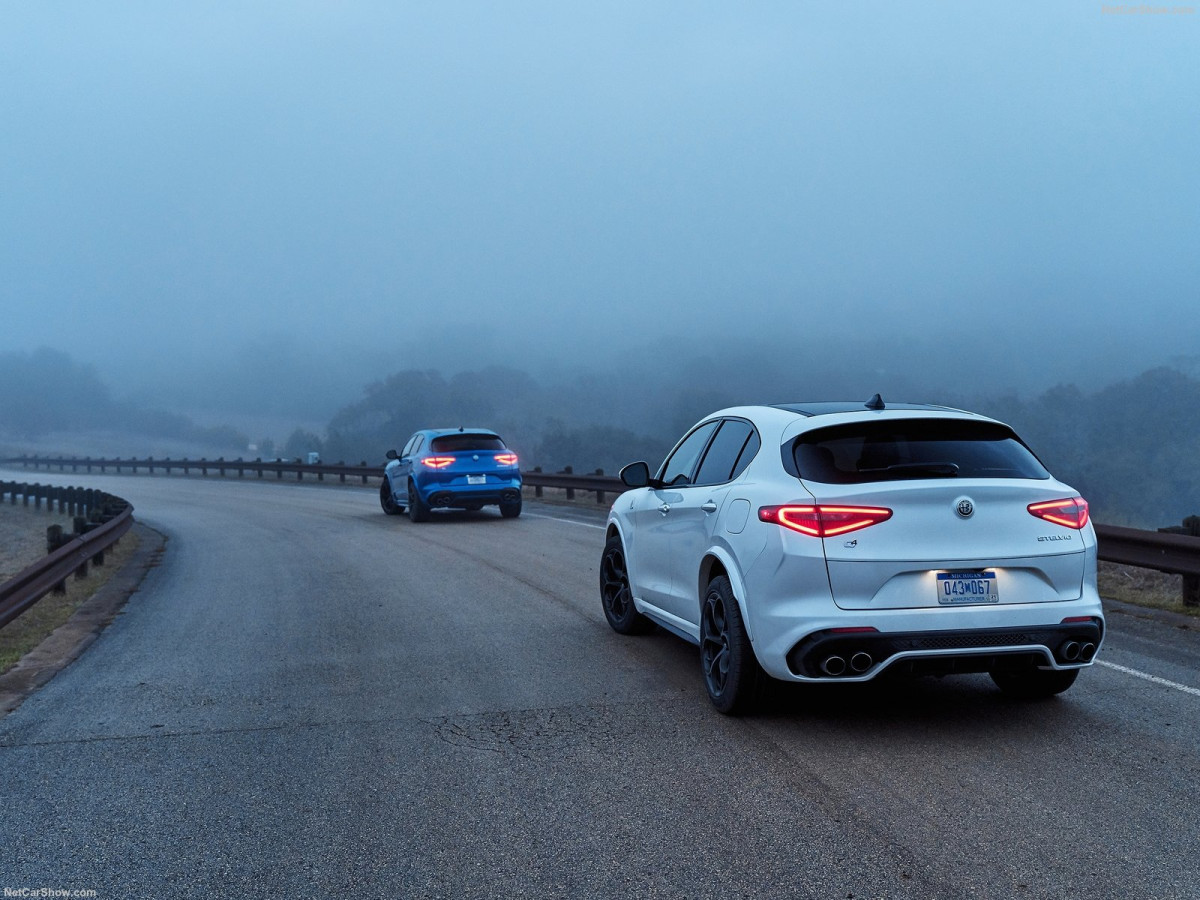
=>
[2,2,1197,409]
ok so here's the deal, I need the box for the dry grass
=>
[1097,561,1198,617]
[0,505,140,673]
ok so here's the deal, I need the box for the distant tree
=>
[532,423,671,474]
[0,347,114,436]
[283,428,324,460]
[973,368,1200,527]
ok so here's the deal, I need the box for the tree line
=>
[4,346,1197,528]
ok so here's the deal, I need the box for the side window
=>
[401,434,418,458]
[410,435,425,457]
[658,421,720,487]
[730,429,760,481]
[694,420,757,486]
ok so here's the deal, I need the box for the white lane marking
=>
[1096,660,1200,698]
[525,513,606,530]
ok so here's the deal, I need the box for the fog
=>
[2,3,1198,431]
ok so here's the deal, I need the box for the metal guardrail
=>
[2,454,635,502]
[4,455,1199,605]
[4,454,384,484]
[1094,524,1200,606]
[0,482,134,629]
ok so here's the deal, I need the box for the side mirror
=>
[619,461,652,488]
[386,449,399,460]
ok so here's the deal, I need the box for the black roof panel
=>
[770,401,956,417]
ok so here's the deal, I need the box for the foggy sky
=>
[2,2,1198,410]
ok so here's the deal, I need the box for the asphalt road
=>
[1,468,1199,899]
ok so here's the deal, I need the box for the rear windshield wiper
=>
[858,462,961,478]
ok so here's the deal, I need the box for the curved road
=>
[1,469,1199,899]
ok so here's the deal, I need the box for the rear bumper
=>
[417,478,522,508]
[747,591,1106,682]
[786,618,1103,680]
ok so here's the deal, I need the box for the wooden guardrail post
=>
[532,467,543,498]
[594,469,606,504]
[562,466,574,499]
[359,461,369,484]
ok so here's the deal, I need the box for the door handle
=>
[701,501,718,513]
[659,503,671,515]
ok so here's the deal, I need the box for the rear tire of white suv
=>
[701,576,765,715]
[990,666,1078,699]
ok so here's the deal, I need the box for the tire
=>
[499,498,522,519]
[700,576,766,715]
[407,480,430,523]
[380,479,401,515]
[990,666,1079,699]
[599,535,652,635]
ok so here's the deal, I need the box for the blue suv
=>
[381,428,523,521]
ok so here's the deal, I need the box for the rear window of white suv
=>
[791,419,1050,484]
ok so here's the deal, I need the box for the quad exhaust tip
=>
[1079,642,1096,662]
[850,652,873,673]
[1061,641,1081,662]
[821,655,847,676]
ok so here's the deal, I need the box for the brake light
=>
[421,456,455,469]
[758,505,893,537]
[1028,497,1089,529]
[494,453,518,466]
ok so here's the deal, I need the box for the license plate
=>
[467,474,486,485]
[936,571,999,605]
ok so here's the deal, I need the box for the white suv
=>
[600,398,1103,714]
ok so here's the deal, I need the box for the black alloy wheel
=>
[700,576,765,715]
[380,479,401,515]
[599,536,652,634]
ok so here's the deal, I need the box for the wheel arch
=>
[698,548,754,642]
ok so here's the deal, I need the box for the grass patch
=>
[1098,561,1199,618]
[0,513,140,674]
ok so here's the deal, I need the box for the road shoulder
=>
[0,521,166,717]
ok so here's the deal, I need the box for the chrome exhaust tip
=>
[1061,641,1081,662]
[850,652,873,674]
[1079,642,1096,662]
[821,655,847,676]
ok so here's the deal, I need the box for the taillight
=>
[1028,497,1089,529]
[758,505,893,537]
[494,453,518,466]
[421,456,455,469]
